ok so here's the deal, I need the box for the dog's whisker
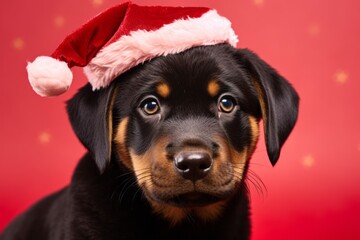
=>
[248,160,269,168]
[245,170,267,199]
[118,184,136,205]
[114,172,149,204]
[230,167,266,199]
[131,185,144,203]
[111,175,137,201]
[119,173,152,203]
[247,169,267,190]
[133,167,152,174]
[185,212,195,224]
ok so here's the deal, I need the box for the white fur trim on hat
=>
[84,10,238,90]
[27,56,73,97]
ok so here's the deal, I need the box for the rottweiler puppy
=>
[1,44,299,240]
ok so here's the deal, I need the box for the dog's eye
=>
[141,98,160,115]
[218,95,236,113]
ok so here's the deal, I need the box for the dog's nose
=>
[174,152,213,182]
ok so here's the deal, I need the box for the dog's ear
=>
[236,48,299,166]
[67,83,117,173]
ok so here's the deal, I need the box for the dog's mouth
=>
[167,192,221,207]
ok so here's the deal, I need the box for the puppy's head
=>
[67,44,299,224]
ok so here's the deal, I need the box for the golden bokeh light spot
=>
[92,0,104,7]
[253,0,265,7]
[334,70,349,84]
[308,23,320,36]
[302,154,315,168]
[39,131,51,144]
[54,15,66,28]
[13,37,25,51]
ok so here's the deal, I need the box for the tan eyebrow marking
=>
[207,80,220,97]
[156,82,171,98]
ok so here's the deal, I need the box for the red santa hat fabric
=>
[27,2,238,97]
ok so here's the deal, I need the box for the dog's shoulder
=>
[0,155,96,240]
[1,187,69,240]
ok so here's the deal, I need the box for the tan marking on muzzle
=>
[114,117,133,169]
[253,80,267,133]
[248,116,260,155]
[129,149,152,186]
[150,199,227,226]
[194,200,227,222]
[150,202,188,226]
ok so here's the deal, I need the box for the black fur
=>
[1,44,299,240]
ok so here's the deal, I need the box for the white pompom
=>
[27,56,73,97]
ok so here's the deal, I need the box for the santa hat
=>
[27,2,238,97]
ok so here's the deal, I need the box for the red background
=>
[1,0,360,239]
